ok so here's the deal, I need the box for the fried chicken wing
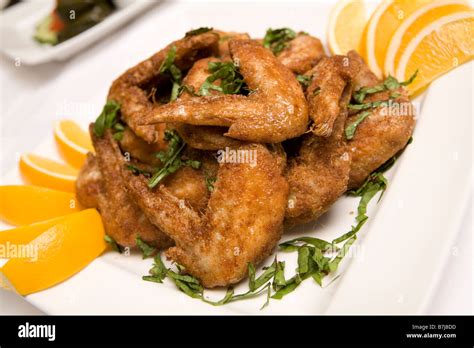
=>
[345,51,416,189]
[173,57,242,150]
[276,33,325,75]
[122,144,289,288]
[214,30,251,58]
[90,127,173,248]
[119,126,166,165]
[306,55,358,137]
[285,55,354,226]
[76,153,101,209]
[141,40,308,143]
[108,32,220,143]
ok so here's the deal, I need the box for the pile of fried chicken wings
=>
[76,28,415,288]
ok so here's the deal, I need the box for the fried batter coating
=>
[141,40,308,143]
[172,57,243,150]
[119,126,165,165]
[345,51,416,189]
[214,30,251,58]
[122,144,289,288]
[306,55,359,137]
[90,127,173,248]
[285,56,354,227]
[108,32,220,143]
[276,33,325,75]
[75,153,101,209]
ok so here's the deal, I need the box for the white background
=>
[0,0,472,314]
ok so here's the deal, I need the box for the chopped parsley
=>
[104,235,123,253]
[263,27,296,55]
[148,130,201,188]
[296,74,311,88]
[205,176,217,192]
[185,27,213,37]
[159,45,183,102]
[135,235,156,259]
[93,100,121,137]
[199,62,247,96]
[346,70,418,140]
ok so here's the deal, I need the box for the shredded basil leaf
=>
[185,27,213,37]
[159,46,183,102]
[104,235,123,254]
[296,74,311,88]
[199,62,246,96]
[345,111,371,140]
[263,27,296,55]
[148,130,201,188]
[94,100,121,137]
[135,235,156,259]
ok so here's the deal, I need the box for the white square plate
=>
[0,0,472,314]
[0,0,156,65]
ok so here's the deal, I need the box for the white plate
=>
[0,0,156,65]
[0,0,472,314]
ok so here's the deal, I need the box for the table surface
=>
[0,1,472,315]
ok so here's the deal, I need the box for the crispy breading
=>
[108,32,220,143]
[141,40,308,143]
[75,153,101,209]
[345,51,415,189]
[91,127,173,248]
[285,55,354,226]
[276,33,325,74]
[214,30,251,58]
[122,144,288,288]
[306,55,359,137]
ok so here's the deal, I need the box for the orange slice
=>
[328,0,368,55]
[395,11,474,95]
[364,0,432,78]
[19,153,78,192]
[385,0,471,76]
[0,185,80,226]
[0,216,67,246]
[54,120,94,169]
[1,209,106,295]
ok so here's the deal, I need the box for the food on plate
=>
[140,39,309,143]
[4,0,471,302]
[34,0,116,45]
[73,27,418,294]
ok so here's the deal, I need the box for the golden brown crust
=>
[123,144,288,288]
[108,32,220,143]
[75,153,102,209]
[141,40,308,143]
[91,126,173,248]
[345,51,416,189]
[119,126,166,165]
[173,57,243,150]
[214,30,251,59]
[306,55,360,137]
[277,33,325,74]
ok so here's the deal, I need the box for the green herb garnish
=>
[199,62,246,96]
[353,70,418,103]
[205,176,217,192]
[345,111,371,140]
[94,100,121,137]
[296,74,311,88]
[135,235,156,259]
[126,164,152,177]
[185,27,213,37]
[104,235,123,254]
[263,28,296,55]
[148,130,201,188]
[159,46,183,102]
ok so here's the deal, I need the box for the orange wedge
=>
[0,216,67,246]
[0,185,80,226]
[328,0,368,55]
[1,209,106,295]
[363,0,432,78]
[395,11,474,95]
[384,0,472,76]
[19,153,78,192]
[54,120,94,169]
